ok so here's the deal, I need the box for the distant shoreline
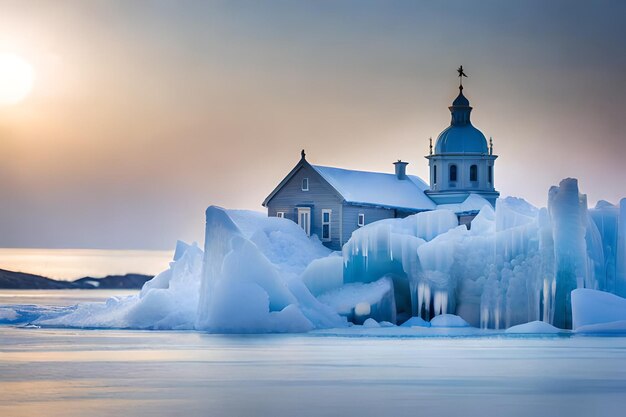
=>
[0,268,152,290]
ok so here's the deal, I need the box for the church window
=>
[470,165,478,182]
[449,164,457,182]
[358,213,365,227]
[302,178,309,191]
[276,211,285,218]
[433,165,437,185]
[488,166,493,184]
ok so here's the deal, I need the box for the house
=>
[262,74,499,250]
[262,153,436,250]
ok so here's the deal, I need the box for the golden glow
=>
[0,53,34,106]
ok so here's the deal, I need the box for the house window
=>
[276,211,285,218]
[321,209,331,241]
[449,164,457,182]
[358,213,365,227]
[488,165,493,184]
[470,165,478,182]
[301,178,309,191]
[433,165,437,185]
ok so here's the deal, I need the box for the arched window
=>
[488,165,493,184]
[470,165,478,182]
[433,165,437,185]
[449,164,457,182]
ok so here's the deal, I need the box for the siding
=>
[267,164,344,250]
[341,205,396,245]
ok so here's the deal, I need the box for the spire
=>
[450,66,472,126]
[429,137,433,155]
[489,137,493,155]
[301,149,306,160]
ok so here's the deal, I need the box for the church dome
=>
[435,124,488,154]
[434,87,488,154]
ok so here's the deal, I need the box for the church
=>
[262,68,500,250]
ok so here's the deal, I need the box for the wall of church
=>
[429,155,496,193]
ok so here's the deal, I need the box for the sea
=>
[0,248,173,279]
[0,290,625,417]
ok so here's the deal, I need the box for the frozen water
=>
[18,179,626,333]
[571,288,626,331]
[505,320,563,334]
[430,314,470,328]
[400,316,431,327]
[618,199,626,297]
[317,277,396,324]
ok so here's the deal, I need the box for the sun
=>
[0,53,35,106]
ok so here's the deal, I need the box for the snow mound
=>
[430,314,470,328]
[400,316,431,328]
[362,318,381,328]
[505,321,563,334]
[571,288,626,330]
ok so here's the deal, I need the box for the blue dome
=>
[435,124,488,154]
[434,87,488,154]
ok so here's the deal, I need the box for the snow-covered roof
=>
[436,193,492,214]
[312,165,436,211]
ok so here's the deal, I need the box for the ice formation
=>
[504,321,562,334]
[342,178,624,330]
[571,288,626,333]
[29,178,626,333]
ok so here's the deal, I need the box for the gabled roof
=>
[311,165,436,211]
[262,156,436,211]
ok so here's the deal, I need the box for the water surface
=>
[1,331,626,417]
[1,291,625,417]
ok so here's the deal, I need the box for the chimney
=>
[393,160,408,180]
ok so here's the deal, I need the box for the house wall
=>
[266,164,344,250]
[341,205,396,245]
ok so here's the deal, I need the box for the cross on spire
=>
[457,65,468,89]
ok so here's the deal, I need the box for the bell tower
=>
[425,67,499,206]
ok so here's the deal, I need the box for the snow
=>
[312,165,436,211]
[362,318,381,328]
[317,277,396,324]
[299,255,343,296]
[400,316,431,327]
[0,307,18,321]
[430,314,470,327]
[505,321,563,334]
[571,288,626,331]
[437,193,492,214]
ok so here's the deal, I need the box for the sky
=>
[0,0,625,250]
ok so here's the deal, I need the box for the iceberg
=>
[31,178,625,334]
[571,288,626,331]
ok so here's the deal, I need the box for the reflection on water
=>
[0,289,138,306]
[0,248,172,280]
[1,326,626,417]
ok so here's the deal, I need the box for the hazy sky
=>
[1,0,625,249]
